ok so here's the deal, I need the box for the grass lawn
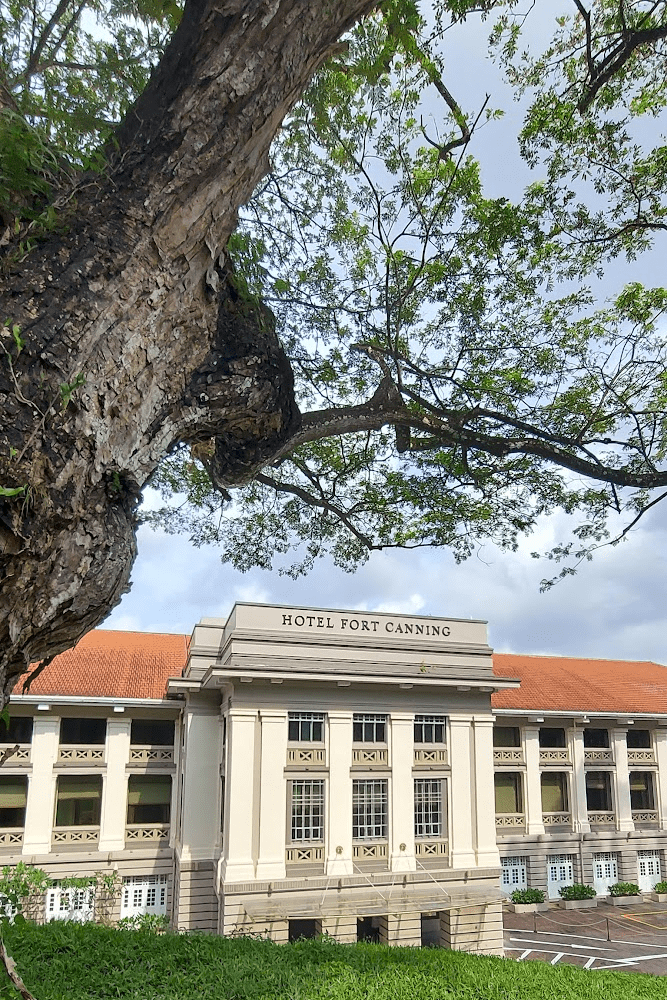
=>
[1,922,665,999]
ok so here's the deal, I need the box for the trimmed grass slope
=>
[2,922,663,999]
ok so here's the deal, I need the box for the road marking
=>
[511,926,666,949]
[519,950,532,960]
[550,952,564,965]
[510,937,615,952]
[595,951,667,970]
[584,957,596,969]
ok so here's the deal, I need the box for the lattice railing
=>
[539,749,570,763]
[129,746,174,763]
[495,813,525,828]
[414,748,448,765]
[587,811,615,825]
[632,810,659,824]
[0,830,23,847]
[285,845,324,863]
[627,750,656,764]
[52,826,99,844]
[543,812,571,826]
[0,745,30,764]
[286,748,326,765]
[493,749,524,763]
[352,749,388,766]
[415,839,448,857]
[584,749,613,763]
[352,842,388,859]
[57,746,105,763]
[125,824,170,842]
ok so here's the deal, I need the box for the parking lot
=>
[504,901,667,974]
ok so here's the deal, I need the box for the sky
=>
[103,5,667,664]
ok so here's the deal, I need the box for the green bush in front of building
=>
[609,882,641,897]
[509,888,545,904]
[559,883,597,900]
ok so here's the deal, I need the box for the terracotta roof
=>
[492,653,667,715]
[17,629,188,700]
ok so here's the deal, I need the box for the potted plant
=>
[559,884,597,909]
[651,880,667,903]
[508,888,547,913]
[609,882,642,905]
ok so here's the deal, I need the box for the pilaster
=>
[98,719,131,851]
[523,726,545,836]
[655,728,667,830]
[255,710,288,880]
[326,712,353,876]
[569,727,590,834]
[23,716,59,855]
[220,708,257,882]
[472,716,501,865]
[389,713,416,872]
[448,715,476,869]
[612,727,634,832]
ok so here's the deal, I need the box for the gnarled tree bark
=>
[0,0,376,704]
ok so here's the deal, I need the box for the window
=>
[541,772,568,813]
[45,884,95,923]
[0,777,27,828]
[539,728,566,748]
[414,779,444,838]
[60,718,106,745]
[630,772,655,810]
[493,727,520,748]
[627,729,651,749]
[585,771,612,811]
[127,775,171,824]
[353,715,386,744]
[0,717,32,744]
[120,875,168,917]
[288,713,324,743]
[583,728,609,748]
[494,773,522,814]
[55,776,102,826]
[414,716,446,744]
[130,719,175,745]
[289,780,324,842]
[353,779,387,840]
[501,857,527,890]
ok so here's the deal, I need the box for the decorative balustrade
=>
[632,810,659,825]
[495,813,525,828]
[285,845,324,863]
[52,826,99,845]
[627,750,656,765]
[352,842,388,859]
[0,829,23,847]
[584,749,613,763]
[352,748,388,766]
[57,746,105,764]
[415,839,448,857]
[286,747,326,766]
[587,811,615,825]
[542,812,572,826]
[0,745,31,765]
[493,749,524,764]
[414,748,448,766]
[128,746,174,764]
[539,749,570,764]
[125,824,170,843]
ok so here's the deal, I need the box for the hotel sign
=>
[279,611,450,637]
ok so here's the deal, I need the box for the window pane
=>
[353,779,387,839]
[127,776,171,824]
[414,779,443,837]
[539,728,566,748]
[583,729,609,748]
[494,773,521,813]
[627,729,651,749]
[130,720,174,745]
[541,773,567,812]
[56,776,102,826]
[0,776,28,828]
[630,772,654,810]
[352,715,386,744]
[493,727,520,748]
[414,716,446,744]
[287,713,325,742]
[290,780,324,841]
[585,772,611,810]
[0,717,32,744]
[60,718,106,745]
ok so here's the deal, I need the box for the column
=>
[523,726,545,836]
[612,727,634,832]
[255,710,288,880]
[220,708,257,881]
[389,713,416,872]
[472,717,502,865]
[317,915,357,943]
[448,716,476,869]
[569,727,590,834]
[654,728,667,830]
[98,719,131,851]
[378,912,421,946]
[326,711,353,876]
[23,716,59,855]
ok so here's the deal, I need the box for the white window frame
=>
[120,875,168,917]
[414,716,446,745]
[414,778,443,838]
[638,850,661,892]
[289,779,325,842]
[45,885,95,923]
[353,714,386,744]
[593,851,619,896]
[287,713,325,743]
[500,856,528,891]
[353,779,388,840]
[546,854,575,899]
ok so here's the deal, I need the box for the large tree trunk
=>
[0,0,375,704]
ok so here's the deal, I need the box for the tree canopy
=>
[0,0,666,697]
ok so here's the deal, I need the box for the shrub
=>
[0,862,51,920]
[609,882,640,896]
[559,883,596,900]
[117,913,169,933]
[653,881,667,894]
[509,888,545,904]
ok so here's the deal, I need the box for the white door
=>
[45,886,95,922]
[593,852,618,896]
[500,856,527,892]
[638,850,661,893]
[120,875,168,917]
[547,854,575,899]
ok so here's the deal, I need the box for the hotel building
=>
[3,603,667,953]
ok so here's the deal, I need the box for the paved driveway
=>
[504,900,667,975]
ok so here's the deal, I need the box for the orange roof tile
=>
[17,629,188,700]
[492,653,667,715]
